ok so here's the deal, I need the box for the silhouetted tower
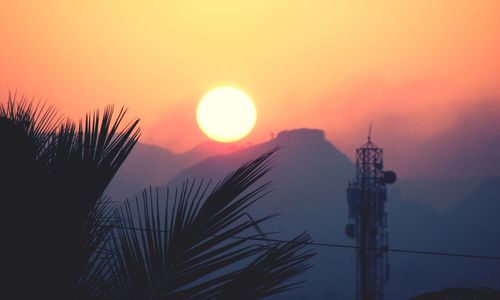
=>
[346,131,396,300]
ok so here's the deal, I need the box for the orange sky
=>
[1,1,500,175]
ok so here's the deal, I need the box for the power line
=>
[109,225,500,261]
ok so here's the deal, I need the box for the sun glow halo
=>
[196,87,257,143]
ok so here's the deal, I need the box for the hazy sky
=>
[1,1,499,177]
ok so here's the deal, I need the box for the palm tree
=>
[0,95,140,299]
[1,95,315,299]
[99,148,315,299]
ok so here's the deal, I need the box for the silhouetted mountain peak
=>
[270,128,351,170]
[168,127,355,235]
[276,128,326,143]
[170,128,352,182]
[105,128,500,299]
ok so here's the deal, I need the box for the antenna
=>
[368,123,373,142]
[345,134,396,300]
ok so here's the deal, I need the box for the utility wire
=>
[109,225,500,261]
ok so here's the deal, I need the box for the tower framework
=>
[346,137,395,300]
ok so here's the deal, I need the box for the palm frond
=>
[0,96,140,299]
[48,106,140,202]
[0,92,60,158]
[211,232,315,299]
[1,95,315,299]
[112,181,270,299]
[107,148,315,299]
[77,197,120,298]
[53,106,141,296]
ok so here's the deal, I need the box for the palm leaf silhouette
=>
[0,95,140,299]
[1,96,315,299]
[107,148,315,299]
[211,232,314,299]
[0,93,60,156]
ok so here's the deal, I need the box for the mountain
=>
[386,176,500,299]
[164,129,500,299]
[440,176,500,253]
[169,128,353,239]
[106,128,500,299]
[390,177,485,211]
[166,128,357,299]
[105,140,239,200]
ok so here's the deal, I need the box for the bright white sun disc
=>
[196,87,257,143]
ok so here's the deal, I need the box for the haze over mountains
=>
[106,139,240,201]
[106,128,500,299]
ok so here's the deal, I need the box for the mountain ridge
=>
[105,127,500,299]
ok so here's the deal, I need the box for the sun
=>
[196,86,257,143]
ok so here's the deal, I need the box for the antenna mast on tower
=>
[345,130,396,300]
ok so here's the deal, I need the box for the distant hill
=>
[441,176,500,253]
[386,176,500,299]
[166,128,356,299]
[391,177,485,211]
[105,140,239,200]
[165,129,500,299]
[106,128,500,299]
[169,128,354,240]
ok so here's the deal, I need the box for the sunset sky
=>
[1,1,499,178]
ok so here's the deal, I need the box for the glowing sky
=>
[1,1,500,177]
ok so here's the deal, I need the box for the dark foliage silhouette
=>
[0,95,140,299]
[1,95,315,299]
[102,148,315,299]
[410,287,500,300]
